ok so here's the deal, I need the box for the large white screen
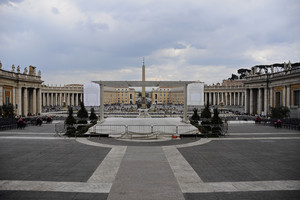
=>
[187,82,204,106]
[84,83,100,106]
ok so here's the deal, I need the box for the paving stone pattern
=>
[179,139,300,182]
[228,123,300,134]
[184,190,300,200]
[0,191,108,200]
[1,122,300,200]
[0,139,110,182]
[107,146,185,200]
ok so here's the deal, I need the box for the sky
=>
[0,0,299,85]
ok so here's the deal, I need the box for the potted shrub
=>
[65,107,76,136]
[211,108,223,134]
[89,107,98,125]
[77,101,88,124]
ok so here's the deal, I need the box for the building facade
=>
[152,80,245,107]
[0,63,43,116]
[41,85,136,107]
[243,62,300,116]
[1,61,299,117]
[41,84,83,108]
[204,80,245,107]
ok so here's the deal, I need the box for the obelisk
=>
[142,58,146,109]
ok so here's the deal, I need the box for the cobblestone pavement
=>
[0,122,299,199]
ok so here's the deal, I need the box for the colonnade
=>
[244,88,268,115]
[244,85,293,116]
[204,91,245,106]
[41,92,83,107]
[17,87,41,116]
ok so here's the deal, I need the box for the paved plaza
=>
[0,120,300,199]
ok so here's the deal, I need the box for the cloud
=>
[0,0,299,85]
[244,43,300,64]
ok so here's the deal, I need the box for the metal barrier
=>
[90,124,200,136]
[54,123,66,137]
[153,125,177,135]
[0,124,17,131]
[127,125,152,134]
[53,122,229,137]
[92,125,127,135]
[178,125,199,135]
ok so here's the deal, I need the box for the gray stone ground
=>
[0,121,299,199]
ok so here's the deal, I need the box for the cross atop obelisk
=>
[142,57,146,109]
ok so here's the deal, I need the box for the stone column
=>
[270,87,273,107]
[213,92,216,105]
[71,93,75,106]
[0,86,2,106]
[69,93,72,106]
[64,93,67,106]
[264,87,268,116]
[37,88,41,114]
[58,93,61,106]
[16,87,22,116]
[52,93,54,106]
[234,92,236,106]
[67,93,70,106]
[287,85,290,108]
[12,87,16,107]
[229,92,232,106]
[32,88,36,115]
[100,84,104,122]
[221,92,224,103]
[183,83,188,122]
[48,93,51,106]
[23,88,28,116]
[56,93,59,106]
[65,93,67,106]
[241,92,246,106]
[204,92,207,105]
[54,93,57,106]
[283,86,286,107]
[41,93,44,107]
[75,93,78,106]
[245,89,248,113]
[258,88,262,115]
[47,93,50,106]
[250,89,253,115]
[224,93,227,105]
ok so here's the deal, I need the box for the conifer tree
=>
[77,101,88,124]
[65,107,76,126]
[89,107,98,121]
[201,100,211,119]
[211,108,223,124]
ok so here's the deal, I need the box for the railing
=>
[91,125,127,135]
[0,124,17,131]
[54,123,66,136]
[89,124,199,136]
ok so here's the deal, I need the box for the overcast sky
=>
[0,0,299,85]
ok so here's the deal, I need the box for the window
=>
[294,90,300,107]
[275,92,281,107]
